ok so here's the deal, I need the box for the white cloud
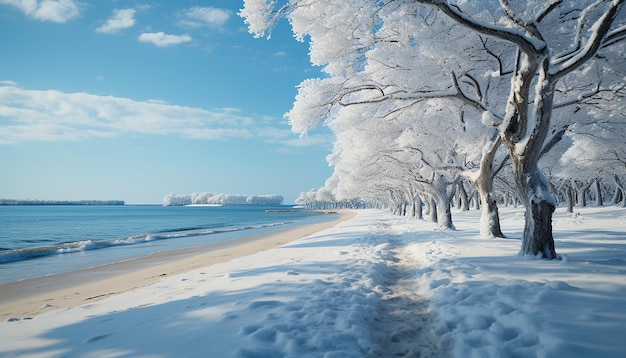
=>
[96,8,136,34]
[0,0,79,23]
[138,32,192,47]
[0,84,328,147]
[0,80,18,86]
[180,6,230,28]
[0,85,258,144]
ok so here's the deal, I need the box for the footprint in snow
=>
[85,334,112,343]
[247,300,284,309]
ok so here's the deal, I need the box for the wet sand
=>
[0,210,356,321]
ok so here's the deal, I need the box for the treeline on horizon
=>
[162,192,284,206]
[0,199,125,206]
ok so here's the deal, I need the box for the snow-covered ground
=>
[1,206,625,357]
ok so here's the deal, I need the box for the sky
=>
[0,0,332,204]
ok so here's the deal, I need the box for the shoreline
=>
[0,210,356,321]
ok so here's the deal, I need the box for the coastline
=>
[0,210,356,321]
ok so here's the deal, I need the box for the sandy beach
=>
[0,210,355,321]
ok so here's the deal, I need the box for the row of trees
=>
[295,171,626,212]
[241,0,626,259]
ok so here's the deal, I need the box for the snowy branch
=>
[418,0,547,54]
[550,0,625,79]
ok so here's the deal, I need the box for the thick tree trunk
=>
[432,175,455,230]
[513,160,557,258]
[434,194,454,229]
[478,189,505,238]
[504,60,558,259]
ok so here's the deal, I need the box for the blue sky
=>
[0,0,332,204]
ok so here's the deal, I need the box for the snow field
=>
[400,206,626,358]
[1,211,433,357]
[1,206,625,357]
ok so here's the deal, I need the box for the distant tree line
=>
[0,199,125,205]
[162,192,284,206]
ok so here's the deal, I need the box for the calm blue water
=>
[0,205,334,284]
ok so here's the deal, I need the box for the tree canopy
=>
[241,0,626,259]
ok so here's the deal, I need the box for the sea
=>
[0,205,336,285]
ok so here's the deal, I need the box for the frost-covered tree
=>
[241,0,626,259]
[411,0,626,259]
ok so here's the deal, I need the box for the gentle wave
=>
[0,222,290,264]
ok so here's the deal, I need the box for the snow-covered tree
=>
[241,0,626,259]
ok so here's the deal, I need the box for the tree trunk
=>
[610,184,622,205]
[407,185,423,220]
[473,190,480,210]
[428,197,437,223]
[457,181,469,211]
[565,185,574,214]
[478,189,505,238]
[571,179,593,207]
[472,136,505,238]
[512,159,557,258]
[504,59,558,259]
[594,179,603,207]
[434,194,453,229]
[613,175,626,207]
[432,175,455,230]
[412,193,423,220]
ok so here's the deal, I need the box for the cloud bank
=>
[0,83,254,144]
[0,0,79,23]
[0,82,328,147]
[96,8,136,34]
